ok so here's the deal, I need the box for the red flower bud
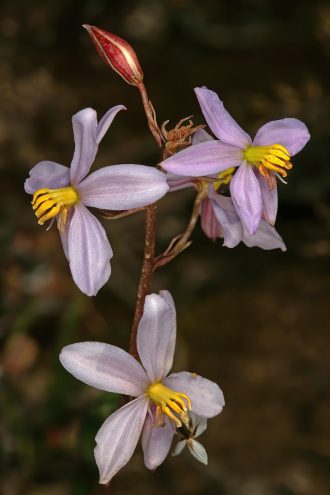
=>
[83,24,144,86]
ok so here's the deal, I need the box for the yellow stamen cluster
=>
[213,167,236,190]
[147,382,191,428]
[244,144,292,178]
[32,187,79,228]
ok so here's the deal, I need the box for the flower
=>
[161,87,310,235]
[201,187,286,250]
[83,25,144,86]
[25,106,169,296]
[172,413,208,465]
[60,291,224,484]
[167,130,286,251]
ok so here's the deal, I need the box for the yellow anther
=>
[31,188,52,205]
[147,382,191,428]
[270,144,291,157]
[167,399,186,415]
[38,206,61,225]
[35,200,59,218]
[31,186,79,229]
[213,167,236,190]
[163,406,182,428]
[263,154,286,167]
[218,167,236,181]
[32,193,52,211]
[244,144,292,180]
[176,392,192,411]
[260,158,288,176]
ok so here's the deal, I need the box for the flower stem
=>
[137,82,162,148]
[154,187,207,269]
[129,203,157,358]
[128,83,163,357]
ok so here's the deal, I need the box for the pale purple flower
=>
[25,106,169,296]
[167,130,286,251]
[201,187,286,250]
[172,413,208,465]
[161,87,310,235]
[60,291,224,484]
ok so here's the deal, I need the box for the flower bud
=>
[83,24,144,86]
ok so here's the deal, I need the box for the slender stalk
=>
[128,80,162,357]
[99,206,146,220]
[154,187,207,270]
[137,82,162,148]
[129,203,157,357]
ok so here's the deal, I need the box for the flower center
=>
[147,382,191,428]
[244,144,292,189]
[31,187,79,229]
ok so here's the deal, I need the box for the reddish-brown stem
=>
[129,203,157,358]
[154,187,207,270]
[137,82,162,148]
[128,82,167,357]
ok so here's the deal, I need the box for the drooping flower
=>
[167,130,286,251]
[161,87,310,235]
[201,187,286,250]
[60,291,224,484]
[25,106,169,296]
[172,412,208,465]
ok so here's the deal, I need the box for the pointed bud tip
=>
[83,24,144,86]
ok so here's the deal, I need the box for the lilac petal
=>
[137,292,176,382]
[192,128,214,145]
[230,162,263,235]
[60,230,69,259]
[59,342,149,396]
[70,108,98,186]
[255,170,278,225]
[172,440,186,456]
[78,165,169,210]
[195,87,251,148]
[95,395,149,484]
[59,208,74,259]
[200,197,223,240]
[96,105,126,144]
[161,141,243,177]
[158,289,176,314]
[193,415,208,438]
[209,191,243,248]
[167,172,195,192]
[253,118,310,156]
[163,372,225,418]
[243,220,286,251]
[188,439,208,465]
[142,415,175,470]
[24,161,70,194]
[67,204,112,296]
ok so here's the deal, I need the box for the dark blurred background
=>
[1,0,330,494]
